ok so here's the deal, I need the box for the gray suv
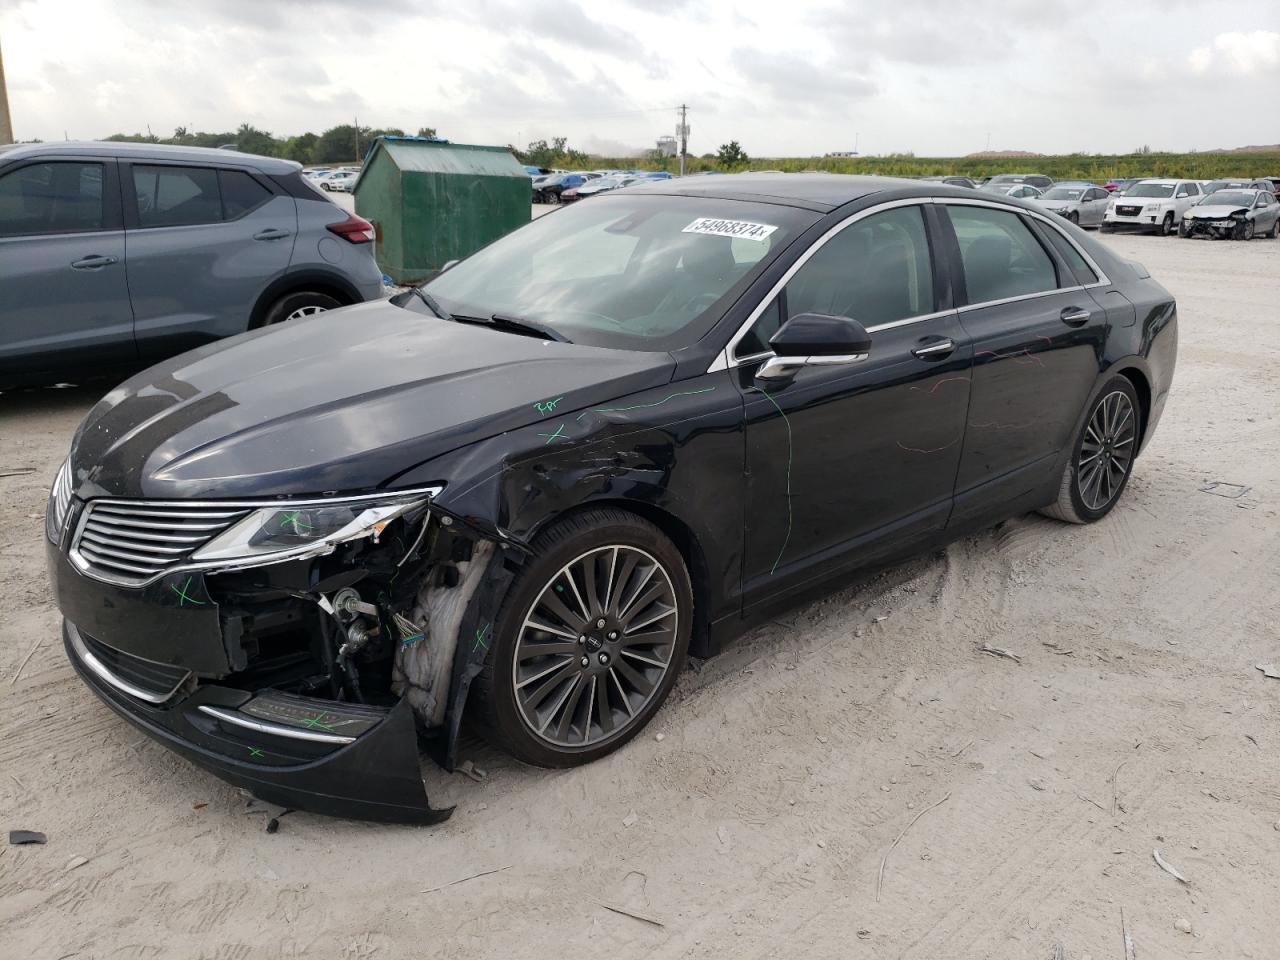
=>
[0,142,384,389]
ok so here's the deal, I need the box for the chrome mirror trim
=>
[756,352,868,380]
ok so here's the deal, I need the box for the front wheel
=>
[1040,376,1141,525]
[1237,221,1255,241]
[472,508,692,767]
[1178,221,1191,238]
[1067,211,1079,225]
[1099,222,1114,234]
[1159,213,1175,236]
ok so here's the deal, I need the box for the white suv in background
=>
[1102,179,1202,235]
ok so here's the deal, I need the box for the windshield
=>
[987,175,1026,185]
[419,195,817,351]
[1125,183,1175,198]
[1202,191,1256,207]
[1043,188,1084,201]
[1204,181,1246,193]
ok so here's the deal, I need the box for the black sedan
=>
[47,174,1178,822]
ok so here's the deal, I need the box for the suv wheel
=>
[1159,213,1175,236]
[260,291,342,327]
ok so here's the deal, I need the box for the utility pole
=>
[0,31,12,145]
[354,116,360,163]
[677,104,688,177]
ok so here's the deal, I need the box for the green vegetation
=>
[716,140,750,169]
[600,150,1280,179]
[103,122,432,165]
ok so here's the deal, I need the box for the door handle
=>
[1060,306,1091,326]
[70,255,118,270]
[253,228,292,241]
[911,338,955,360]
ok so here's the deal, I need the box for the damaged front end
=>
[51,485,514,824]
[1181,212,1248,239]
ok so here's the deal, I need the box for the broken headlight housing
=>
[190,487,442,567]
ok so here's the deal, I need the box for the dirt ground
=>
[1,232,1277,960]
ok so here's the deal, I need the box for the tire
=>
[1067,211,1079,225]
[1270,218,1280,239]
[1099,222,1114,234]
[1178,221,1190,238]
[321,182,332,192]
[471,508,692,768]
[1040,376,1141,525]
[1239,221,1255,241]
[1159,213,1175,236]
[258,291,341,328]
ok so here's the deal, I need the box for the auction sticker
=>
[682,217,778,242]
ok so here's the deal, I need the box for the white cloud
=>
[1188,30,1280,76]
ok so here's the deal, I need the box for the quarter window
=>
[1038,224,1098,285]
[219,170,272,218]
[948,206,1057,304]
[737,205,934,356]
[0,161,105,237]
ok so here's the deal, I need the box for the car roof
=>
[1136,178,1182,185]
[0,140,301,174]
[622,172,952,212]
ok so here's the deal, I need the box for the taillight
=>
[326,214,375,244]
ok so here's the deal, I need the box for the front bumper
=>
[64,619,452,823]
[1181,218,1241,239]
[1104,213,1163,232]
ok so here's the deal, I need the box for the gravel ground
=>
[1,232,1277,959]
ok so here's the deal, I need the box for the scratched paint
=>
[910,376,971,395]
[896,437,961,455]
[976,348,1043,367]
[759,389,793,576]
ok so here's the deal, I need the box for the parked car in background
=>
[562,174,645,202]
[921,175,978,189]
[983,173,1054,190]
[1102,179,1202,235]
[1032,184,1111,227]
[535,172,599,204]
[1263,177,1280,195]
[1104,178,1145,194]
[326,171,359,193]
[523,164,550,178]
[642,171,673,180]
[0,142,383,389]
[981,182,1043,199]
[1180,188,1280,240]
[1202,178,1273,196]
[46,173,1177,821]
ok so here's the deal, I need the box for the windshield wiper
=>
[410,286,453,321]
[452,313,572,343]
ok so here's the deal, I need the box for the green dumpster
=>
[354,137,529,284]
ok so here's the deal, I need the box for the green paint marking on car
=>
[169,576,205,607]
[576,386,716,421]
[538,423,568,444]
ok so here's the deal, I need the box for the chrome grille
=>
[72,501,250,585]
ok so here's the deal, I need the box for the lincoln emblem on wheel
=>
[46,174,1177,821]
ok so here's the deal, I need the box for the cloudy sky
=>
[2,0,1277,156]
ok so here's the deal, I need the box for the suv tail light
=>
[327,214,375,244]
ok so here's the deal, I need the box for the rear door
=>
[122,161,296,360]
[940,200,1109,526]
[0,156,135,382]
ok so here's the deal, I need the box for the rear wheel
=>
[1270,218,1280,239]
[259,291,341,327]
[1040,376,1141,524]
[472,508,692,767]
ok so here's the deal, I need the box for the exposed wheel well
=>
[542,499,715,657]
[1116,366,1152,449]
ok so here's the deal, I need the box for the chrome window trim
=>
[67,484,444,588]
[67,622,192,705]
[708,195,1111,374]
[197,705,357,745]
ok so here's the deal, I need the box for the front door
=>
[736,202,972,608]
[939,202,1109,525]
[122,162,296,360]
[0,157,135,383]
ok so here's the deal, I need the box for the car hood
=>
[70,299,676,500]
[1185,204,1247,218]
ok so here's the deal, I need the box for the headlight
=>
[46,458,73,543]
[190,489,441,566]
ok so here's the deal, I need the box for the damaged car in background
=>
[48,175,1178,822]
[1178,188,1280,240]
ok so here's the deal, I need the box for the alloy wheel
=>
[512,545,678,748]
[1077,390,1136,512]
[1242,221,1255,241]
[283,305,328,323]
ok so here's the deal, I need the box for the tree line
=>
[103,123,438,165]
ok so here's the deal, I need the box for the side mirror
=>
[757,313,872,381]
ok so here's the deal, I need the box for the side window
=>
[1185,182,1199,196]
[219,170,272,218]
[1038,224,1098,285]
[949,206,1057,303]
[0,161,105,237]
[132,165,221,228]
[736,205,934,357]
